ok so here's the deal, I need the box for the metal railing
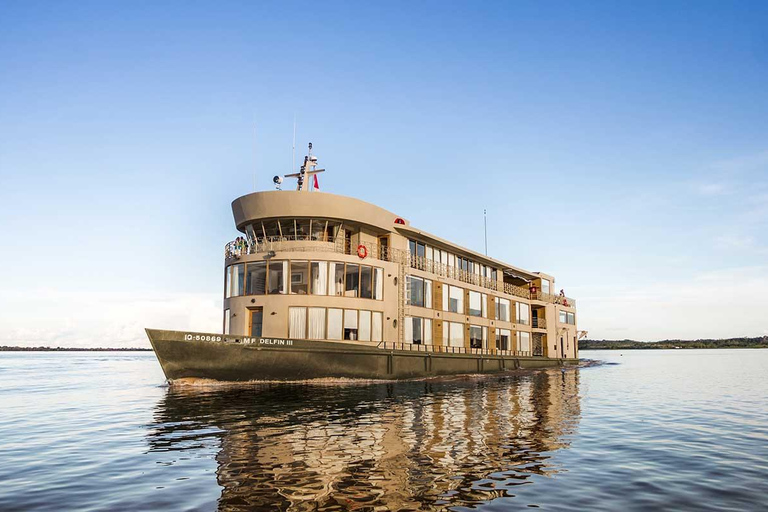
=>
[532,317,547,329]
[224,236,576,307]
[376,341,532,357]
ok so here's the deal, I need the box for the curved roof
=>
[231,191,408,233]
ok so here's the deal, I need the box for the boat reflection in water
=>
[147,368,581,510]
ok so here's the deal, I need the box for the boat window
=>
[345,264,359,297]
[497,328,511,351]
[262,220,281,238]
[289,261,309,295]
[469,291,482,317]
[268,261,287,294]
[360,265,373,299]
[448,322,464,348]
[407,276,423,307]
[448,286,464,313]
[289,307,307,339]
[310,262,328,295]
[469,325,483,349]
[308,307,325,340]
[495,297,510,322]
[358,310,371,341]
[373,268,384,300]
[329,262,345,296]
[295,219,310,240]
[343,309,358,340]
[327,308,343,340]
[223,309,230,335]
[518,331,531,353]
[372,312,383,342]
[516,302,529,325]
[226,264,245,298]
[246,262,267,295]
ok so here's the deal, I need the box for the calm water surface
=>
[1,349,767,511]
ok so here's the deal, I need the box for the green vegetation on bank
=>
[1,346,152,352]
[580,337,768,350]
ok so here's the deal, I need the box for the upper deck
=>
[227,190,576,308]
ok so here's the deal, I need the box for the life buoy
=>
[357,245,368,259]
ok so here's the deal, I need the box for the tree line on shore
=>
[580,336,768,350]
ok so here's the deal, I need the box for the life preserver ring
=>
[357,245,368,259]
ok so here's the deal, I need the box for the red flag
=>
[313,174,319,190]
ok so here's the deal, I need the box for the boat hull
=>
[146,329,578,382]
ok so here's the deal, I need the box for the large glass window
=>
[327,308,343,340]
[469,291,482,317]
[345,264,359,297]
[448,322,464,348]
[541,279,551,295]
[289,307,307,339]
[404,316,432,345]
[567,312,576,325]
[289,261,309,295]
[559,310,567,323]
[360,265,373,299]
[246,262,267,295]
[372,312,383,342]
[407,276,432,308]
[223,309,230,335]
[405,316,422,344]
[518,331,531,352]
[330,262,345,296]
[497,328,511,351]
[373,268,384,300]
[226,264,245,298]
[495,297,510,322]
[358,310,372,341]
[516,302,529,325]
[311,261,328,295]
[308,307,325,339]
[344,309,358,340]
[448,286,464,313]
[469,325,483,349]
[268,261,287,294]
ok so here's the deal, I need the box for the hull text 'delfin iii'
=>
[147,145,584,382]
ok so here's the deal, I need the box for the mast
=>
[284,142,325,191]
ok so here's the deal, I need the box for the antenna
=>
[253,120,257,191]
[484,209,488,256]
[292,114,296,174]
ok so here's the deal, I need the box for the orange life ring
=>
[357,245,368,259]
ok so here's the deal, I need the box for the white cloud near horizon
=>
[0,289,221,348]
[574,266,768,341]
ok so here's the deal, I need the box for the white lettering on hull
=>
[181,333,294,347]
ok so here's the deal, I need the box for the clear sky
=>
[1,1,767,347]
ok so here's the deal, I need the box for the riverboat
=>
[147,146,582,381]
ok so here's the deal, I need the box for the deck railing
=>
[225,236,576,307]
[532,317,547,329]
[376,341,532,357]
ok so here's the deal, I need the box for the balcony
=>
[532,317,547,329]
[224,236,576,307]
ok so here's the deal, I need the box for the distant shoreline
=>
[580,336,768,350]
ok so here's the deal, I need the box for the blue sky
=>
[1,1,767,346]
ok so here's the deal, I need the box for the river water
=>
[1,349,767,511]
